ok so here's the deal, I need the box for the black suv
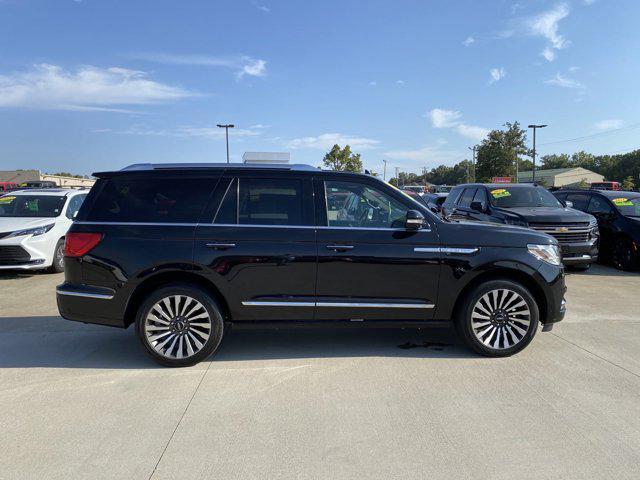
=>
[57,164,566,366]
[554,189,640,271]
[442,183,599,270]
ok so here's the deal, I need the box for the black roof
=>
[559,189,640,198]
[454,183,543,189]
[93,162,320,178]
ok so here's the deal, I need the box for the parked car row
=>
[0,180,58,193]
[0,189,87,272]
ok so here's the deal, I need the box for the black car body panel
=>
[554,189,640,267]
[442,183,599,267]
[57,165,566,333]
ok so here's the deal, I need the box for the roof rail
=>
[120,162,319,172]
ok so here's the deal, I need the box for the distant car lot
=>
[1,265,639,479]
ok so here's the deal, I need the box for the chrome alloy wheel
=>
[144,295,212,359]
[471,289,531,350]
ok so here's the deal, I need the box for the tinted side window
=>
[443,187,463,208]
[238,178,307,226]
[65,194,86,219]
[587,195,613,215]
[88,177,214,223]
[458,188,477,208]
[325,180,409,229]
[566,193,590,211]
[472,188,488,208]
[214,179,238,224]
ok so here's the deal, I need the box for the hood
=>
[0,217,56,234]
[495,206,593,224]
[442,219,557,248]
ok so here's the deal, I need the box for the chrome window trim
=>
[56,288,114,300]
[242,301,434,309]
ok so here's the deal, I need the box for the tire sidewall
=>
[49,239,65,273]
[135,284,224,367]
[613,237,636,271]
[457,280,539,357]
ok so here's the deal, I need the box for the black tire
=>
[455,280,539,357]
[612,237,638,271]
[48,238,65,273]
[567,264,591,272]
[135,283,224,367]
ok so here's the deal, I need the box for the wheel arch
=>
[451,268,549,324]
[123,271,231,327]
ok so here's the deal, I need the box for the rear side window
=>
[232,178,308,226]
[472,188,488,208]
[442,187,463,208]
[87,177,214,223]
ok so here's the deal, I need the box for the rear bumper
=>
[57,283,125,328]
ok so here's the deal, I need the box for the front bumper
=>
[559,238,598,266]
[0,233,54,269]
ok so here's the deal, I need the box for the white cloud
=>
[455,124,490,141]
[462,36,475,47]
[286,133,380,150]
[568,65,580,72]
[369,81,377,86]
[545,72,584,89]
[429,108,462,128]
[94,124,264,139]
[541,47,556,61]
[595,119,624,131]
[489,67,506,83]
[129,53,267,78]
[583,0,597,5]
[527,3,570,61]
[428,108,489,141]
[396,80,405,85]
[0,64,193,111]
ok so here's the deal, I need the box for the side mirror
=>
[564,200,573,208]
[470,201,486,212]
[405,210,425,230]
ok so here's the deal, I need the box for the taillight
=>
[64,232,103,257]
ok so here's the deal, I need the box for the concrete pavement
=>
[0,265,639,479]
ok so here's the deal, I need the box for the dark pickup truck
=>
[442,183,599,270]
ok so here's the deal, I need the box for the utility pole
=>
[468,146,477,182]
[395,167,400,187]
[528,124,547,183]
[216,124,235,163]
[383,159,388,181]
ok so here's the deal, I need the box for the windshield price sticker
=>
[0,196,16,204]
[490,189,511,199]
[612,198,633,206]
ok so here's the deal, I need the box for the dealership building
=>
[517,167,604,188]
[0,169,95,188]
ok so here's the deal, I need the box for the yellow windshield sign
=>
[612,198,633,206]
[0,196,16,204]
[490,188,511,199]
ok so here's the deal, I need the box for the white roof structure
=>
[243,152,290,164]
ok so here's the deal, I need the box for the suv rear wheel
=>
[135,284,224,367]
[612,237,638,271]
[455,280,539,357]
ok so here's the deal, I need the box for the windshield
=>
[489,187,562,208]
[610,196,640,217]
[0,195,66,217]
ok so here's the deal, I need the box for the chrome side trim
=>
[414,247,479,254]
[316,302,434,309]
[56,288,114,300]
[318,225,432,232]
[242,301,315,307]
[74,221,200,227]
[242,301,434,309]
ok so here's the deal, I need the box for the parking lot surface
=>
[1,265,639,479]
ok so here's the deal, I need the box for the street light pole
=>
[383,159,388,181]
[216,124,235,163]
[468,146,477,182]
[528,124,547,183]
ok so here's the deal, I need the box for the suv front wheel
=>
[135,284,224,367]
[455,280,539,357]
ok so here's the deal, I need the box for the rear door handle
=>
[205,243,236,250]
[326,244,355,251]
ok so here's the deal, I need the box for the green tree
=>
[540,154,571,170]
[322,144,363,172]
[622,176,636,191]
[475,122,530,182]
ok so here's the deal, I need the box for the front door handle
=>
[326,244,355,251]
[205,242,236,250]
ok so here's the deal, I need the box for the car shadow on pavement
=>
[0,315,473,369]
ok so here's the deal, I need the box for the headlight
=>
[589,219,599,237]
[528,243,561,266]
[8,224,55,238]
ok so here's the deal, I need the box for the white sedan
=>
[0,189,87,272]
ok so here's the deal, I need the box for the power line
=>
[540,122,640,146]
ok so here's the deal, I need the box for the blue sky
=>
[1,0,639,176]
